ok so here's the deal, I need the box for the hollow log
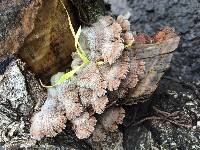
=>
[17,0,79,81]
[1,0,105,82]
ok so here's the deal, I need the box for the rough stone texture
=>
[0,59,34,149]
[0,58,92,149]
[0,56,14,74]
[0,60,29,111]
[149,81,200,149]
[0,0,41,61]
[123,126,154,150]
[104,0,131,18]
[0,58,44,149]
[118,0,200,149]
[89,131,124,150]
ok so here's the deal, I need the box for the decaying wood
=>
[125,36,180,104]
[17,0,79,81]
[1,0,106,81]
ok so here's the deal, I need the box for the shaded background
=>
[110,0,200,149]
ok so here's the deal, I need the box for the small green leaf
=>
[74,26,90,64]
[75,26,82,48]
[59,0,75,37]
[50,0,90,87]
[96,61,104,66]
[75,26,90,64]
[77,47,90,64]
[56,64,85,84]
[124,40,134,48]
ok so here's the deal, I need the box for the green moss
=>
[86,0,105,23]
[73,0,105,24]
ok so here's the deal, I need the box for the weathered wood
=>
[17,0,79,81]
[1,0,106,82]
[125,36,180,104]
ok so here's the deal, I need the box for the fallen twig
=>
[126,106,192,129]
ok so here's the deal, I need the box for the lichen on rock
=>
[0,58,47,149]
[0,61,28,109]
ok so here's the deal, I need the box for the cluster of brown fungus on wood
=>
[134,27,177,44]
[30,15,177,141]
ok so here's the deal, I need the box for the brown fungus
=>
[30,16,145,140]
[101,107,125,132]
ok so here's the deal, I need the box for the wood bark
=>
[17,0,79,81]
[126,36,180,104]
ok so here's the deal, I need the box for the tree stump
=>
[126,36,180,104]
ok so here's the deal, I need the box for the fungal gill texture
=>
[92,107,125,142]
[30,16,145,140]
[30,88,66,140]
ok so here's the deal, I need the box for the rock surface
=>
[0,0,41,61]
[121,0,200,149]
[0,58,45,149]
[123,126,154,150]
[89,131,124,150]
[0,58,93,149]
[104,0,131,18]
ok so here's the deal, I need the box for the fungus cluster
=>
[30,16,145,140]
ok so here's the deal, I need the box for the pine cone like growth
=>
[30,89,66,140]
[101,52,130,91]
[92,106,125,142]
[72,112,97,139]
[101,107,125,132]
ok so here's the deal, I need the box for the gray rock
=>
[0,58,93,149]
[123,127,154,150]
[104,0,131,19]
[0,60,29,110]
[89,131,124,150]
[149,80,200,149]
[0,59,35,149]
